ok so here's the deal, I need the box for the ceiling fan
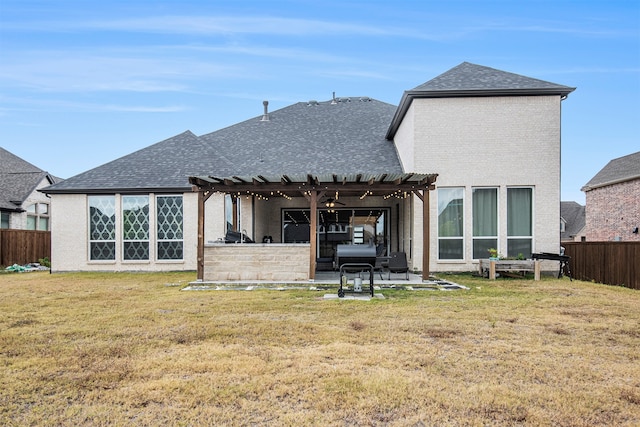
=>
[321,197,345,209]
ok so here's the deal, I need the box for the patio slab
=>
[182,271,468,292]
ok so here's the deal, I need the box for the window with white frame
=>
[89,196,116,260]
[156,195,183,260]
[122,196,149,260]
[472,187,498,259]
[26,203,49,230]
[438,187,464,260]
[507,187,533,258]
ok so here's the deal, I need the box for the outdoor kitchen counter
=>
[203,243,310,281]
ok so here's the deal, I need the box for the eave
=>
[386,87,576,140]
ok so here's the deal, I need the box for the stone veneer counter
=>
[203,243,310,281]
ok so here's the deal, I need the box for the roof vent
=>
[307,100,319,106]
[359,97,371,102]
[260,100,269,121]
[331,91,337,105]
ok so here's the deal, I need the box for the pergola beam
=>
[189,173,438,282]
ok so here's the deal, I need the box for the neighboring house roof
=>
[43,98,402,194]
[581,151,640,191]
[387,62,576,139]
[0,147,59,211]
[560,201,585,240]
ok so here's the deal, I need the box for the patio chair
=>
[388,251,409,280]
[373,243,387,280]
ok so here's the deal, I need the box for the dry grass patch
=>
[0,271,639,425]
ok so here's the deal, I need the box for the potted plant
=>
[488,248,499,260]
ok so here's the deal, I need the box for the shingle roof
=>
[43,97,403,194]
[413,62,576,94]
[387,62,576,139]
[0,147,58,210]
[581,151,640,191]
[560,201,585,239]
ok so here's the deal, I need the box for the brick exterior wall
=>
[585,179,640,241]
[395,95,563,272]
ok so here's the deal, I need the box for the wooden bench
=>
[478,259,540,280]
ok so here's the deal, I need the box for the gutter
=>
[581,174,640,192]
[386,86,576,140]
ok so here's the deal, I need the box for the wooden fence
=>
[563,242,639,290]
[0,229,51,267]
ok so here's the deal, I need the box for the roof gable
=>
[0,147,55,210]
[386,62,576,139]
[582,151,640,191]
[413,62,576,94]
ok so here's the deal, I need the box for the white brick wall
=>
[51,191,203,272]
[398,95,563,272]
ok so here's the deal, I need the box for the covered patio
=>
[189,172,438,283]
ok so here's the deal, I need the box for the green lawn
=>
[1,271,639,426]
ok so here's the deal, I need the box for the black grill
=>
[335,244,376,268]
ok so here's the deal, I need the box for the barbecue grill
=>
[335,244,376,268]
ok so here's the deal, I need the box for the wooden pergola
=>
[189,172,438,281]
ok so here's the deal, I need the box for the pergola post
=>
[414,187,433,281]
[422,189,430,281]
[196,189,205,281]
[309,190,317,280]
[196,189,212,282]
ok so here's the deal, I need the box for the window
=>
[507,187,533,258]
[1,211,9,229]
[438,188,464,260]
[26,203,49,230]
[157,196,183,260]
[89,196,116,260]
[472,188,498,259]
[282,210,310,243]
[122,196,149,260]
[225,194,240,232]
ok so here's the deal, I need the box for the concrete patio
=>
[183,270,469,292]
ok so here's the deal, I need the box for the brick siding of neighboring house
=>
[585,178,640,241]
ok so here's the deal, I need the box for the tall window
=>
[472,188,498,259]
[89,196,116,260]
[26,203,49,230]
[507,187,533,258]
[122,196,149,260]
[225,194,240,232]
[438,188,464,260]
[157,196,183,260]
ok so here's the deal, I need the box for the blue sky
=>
[1,0,638,203]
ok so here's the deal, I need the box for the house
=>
[42,62,575,279]
[581,151,640,241]
[560,201,586,242]
[0,147,59,230]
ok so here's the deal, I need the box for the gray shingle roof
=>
[560,201,585,239]
[581,151,640,191]
[43,97,402,194]
[387,62,576,139]
[0,147,58,211]
[413,62,576,94]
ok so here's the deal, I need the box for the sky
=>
[1,0,638,203]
